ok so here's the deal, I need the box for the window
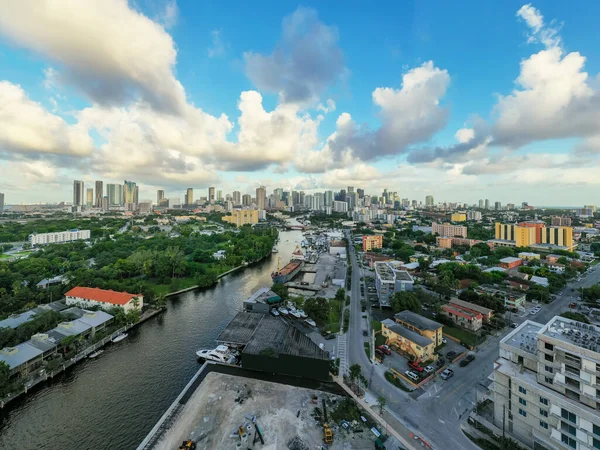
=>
[519,397,527,406]
[561,408,576,424]
[539,396,548,405]
[565,365,579,375]
[519,386,527,394]
[561,434,576,449]
[540,421,548,430]
[545,365,554,373]
[545,354,554,362]
[545,342,554,351]
[561,421,576,436]
[508,379,512,389]
[594,438,600,450]
[540,409,548,417]
[518,355,524,365]
[594,424,600,437]
[544,376,553,384]
[519,408,527,417]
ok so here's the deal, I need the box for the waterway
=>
[0,228,303,450]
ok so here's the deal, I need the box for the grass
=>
[323,298,343,333]
[370,320,382,332]
[364,342,371,358]
[153,277,199,295]
[443,325,480,347]
[384,371,411,392]
[375,333,387,347]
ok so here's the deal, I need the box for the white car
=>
[424,365,435,374]
[442,337,447,344]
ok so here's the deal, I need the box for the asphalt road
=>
[344,233,599,450]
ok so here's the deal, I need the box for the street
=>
[343,230,599,450]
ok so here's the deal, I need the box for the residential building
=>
[519,220,547,243]
[73,180,84,206]
[374,261,414,307]
[29,229,91,246]
[333,200,348,213]
[0,192,4,212]
[123,180,138,205]
[479,199,484,209]
[448,298,494,322]
[184,188,193,206]
[491,317,600,450]
[436,237,481,248]
[222,209,259,227]
[451,213,467,222]
[107,183,123,206]
[217,190,223,201]
[393,310,444,348]
[476,285,526,310]
[541,226,575,251]
[86,188,93,207]
[485,199,490,210]
[495,201,502,210]
[242,194,251,206]
[500,257,523,269]
[157,190,165,205]
[381,319,436,363]
[208,187,215,203]
[441,304,483,331]
[495,223,537,247]
[519,252,541,261]
[324,190,333,207]
[432,222,468,238]
[256,186,266,211]
[243,287,282,314]
[65,287,143,312]
[362,235,383,251]
[232,191,241,205]
[425,195,434,207]
[94,181,103,208]
[552,216,572,227]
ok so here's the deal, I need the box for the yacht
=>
[305,318,316,327]
[278,307,289,316]
[290,309,302,319]
[196,345,238,364]
[270,308,280,317]
[111,333,128,343]
[296,309,307,319]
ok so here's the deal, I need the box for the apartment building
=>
[451,213,467,222]
[467,210,482,221]
[432,222,468,238]
[541,227,575,252]
[491,317,600,450]
[28,229,91,246]
[476,285,527,310]
[362,235,383,251]
[448,298,494,322]
[495,223,537,247]
[374,261,414,307]
[441,303,483,331]
[222,209,259,227]
[381,319,436,363]
[394,310,443,348]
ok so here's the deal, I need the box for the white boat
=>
[196,345,238,364]
[88,350,104,358]
[305,318,316,327]
[278,307,289,316]
[270,308,280,317]
[290,310,302,319]
[111,333,128,343]
[296,309,307,318]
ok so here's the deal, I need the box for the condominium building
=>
[157,190,165,205]
[451,213,467,222]
[86,188,93,207]
[184,188,194,206]
[467,210,482,221]
[208,187,215,203]
[0,192,4,212]
[552,216,573,227]
[242,194,251,206]
[425,195,434,207]
[374,261,414,307]
[495,223,537,247]
[491,317,600,450]
[432,222,468,238]
[106,183,124,206]
[256,186,266,211]
[541,226,575,251]
[519,220,547,244]
[441,304,483,331]
[222,209,259,227]
[95,181,103,208]
[232,191,241,206]
[333,201,348,213]
[362,235,383,251]
[29,229,91,246]
[73,180,84,206]
[381,319,436,363]
[123,180,138,205]
[394,310,443,348]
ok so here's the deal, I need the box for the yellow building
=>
[540,226,574,251]
[451,213,467,222]
[381,319,436,363]
[495,223,536,247]
[362,235,383,251]
[222,209,259,227]
[394,310,443,348]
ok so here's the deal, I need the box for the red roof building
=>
[441,304,483,331]
[65,287,143,312]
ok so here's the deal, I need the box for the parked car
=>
[441,337,447,344]
[404,370,420,382]
[424,365,435,374]
[510,322,518,328]
[362,330,368,337]
[325,334,337,340]
[377,345,391,355]
[459,359,470,367]
[435,358,445,368]
[408,361,424,372]
[440,369,454,380]
[375,349,385,360]
[446,351,457,360]
[465,354,476,362]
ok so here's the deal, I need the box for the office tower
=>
[232,191,241,205]
[102,196,109,210]
[347,186,354,194]
[425,195,434,207]
[242,194,251,206]
[123,180,137,204]
[324,190,333,207]
[0,193,4,212]
[73,180,84,206]
[217,190,223,201]
[255,186,266,210]
[490,316,600,450]
[338,189,346,202]
[273,188,283,200]
[106,184,124,206]
[185,188,193,206]
[357,188,364,199]
[95,181,103,207]
[478,199,484,209]
[86,188,93,207]
[157,190,165,205]
[485,199,490,210]
[495,201,502,210]
[208,187,215,203]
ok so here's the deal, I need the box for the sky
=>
[0,0,599,206]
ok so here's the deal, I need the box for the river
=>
[0,228,303,450]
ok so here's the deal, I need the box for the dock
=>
[285,282,321,292]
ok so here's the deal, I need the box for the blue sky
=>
[0,0,599,205]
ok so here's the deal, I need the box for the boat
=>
[290,310,302,319]
[271,258,304,284]
[270,308,280,317]
[111,333,128,343]
[296,309,307,318]
[88,350,104,358]
[196,345,238,364]
[305,318,316,327]
[291,245,305,260]
[278,307,289,316]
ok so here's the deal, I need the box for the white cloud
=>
[455,128,475,143]
[160,0,178,29]
[0,81,93,156]
[317,98,336,113]
[516,4,561,48]
[208,30,226,58]
[0,0,187,113]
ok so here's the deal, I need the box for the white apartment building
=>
[491,317,600,450]
[333,200,348,213]
[29,229,91,246]
[467,210,482,221]
[374,261,414,308]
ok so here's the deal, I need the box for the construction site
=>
[141,369,385,450]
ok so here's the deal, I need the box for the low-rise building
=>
[448,298,494,322]
[329,240,347,258]
[374,261,414,307]
[436,236,481,248]
[381,319,436,363]
[65,287,143,312]
[243,287,281,314]
[212,250,226,260]
[476,285,526,310]
[394,310,443,348]
[518,252,541,261]
[363,252,393,267]
[432,222,467,238]
[441,304,483,331]
[362,235,383,252]
[451,213,467,222]
[222,209,259,227]
[28,229,91,246]
[499,256,522,269]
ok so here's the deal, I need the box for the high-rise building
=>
[490,316,600,450]
[507,203,515,210]
[256,186,266,210]
[333,201,348,213]
[217,190,223,201]
[495,201,502,210]
[541,226,574,250]
[425,195,434,207]
[338,189,346,202]
[0,192,5,212]
[86,188,93,207]
[347,186,354,195]
[485,199,490,210]
[95,181,103,208]
[73,180,84,206]
[495,223,536,247]
[232,191,241,205]
[208,187,215,203]
[357,188,364,199]
[222,209,259,227]
[467,210,482,221]
[519,220,547,243]
[106,184,124,206]
[185,188,193,206]
[123,180,137,205]
[242,194,251,206]
[273,188,283,200]
[478,199,484,209]
[157,190,165,205]
[324,190,333,207]
[551,216,572,227]
[432,222,467,238]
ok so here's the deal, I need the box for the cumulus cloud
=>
[0,0,187,113]
[0,81,93,156]
[244,7,345,104]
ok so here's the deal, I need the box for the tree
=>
[376,395,387,415]
[391,291,421,314]
[304,297,330,323]
[349,363,362,383]
[560,311,590,324]
[271,282,289,301]
[165,246,183,278]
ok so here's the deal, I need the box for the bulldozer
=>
[322,398,334,444]
[179,440,196,450]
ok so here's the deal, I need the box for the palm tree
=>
[376,396,387,415]
[165,246,183,278]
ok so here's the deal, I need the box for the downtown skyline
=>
[1,1,600,205]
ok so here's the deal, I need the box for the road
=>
[344,231,599,450]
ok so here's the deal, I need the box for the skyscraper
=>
[484,199,490,210]
[0,193,4,212]
[232,191,241,205]
[208,187,215,203]
[357,188,364,199]
[106,184,123,206]
[217,190,223,201]
[495,201,502,210]
[478,199,484,209]
[94,181,103,208]
[242,194,251,206]
[256,186,266,210]
[157,190,165,205]
[86,188,93,207]
[324,190,333,207]
[273,188,283,200]
[425,195,434,207]
[123,180,137,204]
[185,188,193,206]
[73,180,84,206]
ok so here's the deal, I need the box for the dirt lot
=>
[155,372,378,450]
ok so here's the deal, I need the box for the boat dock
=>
[285,282,321,292]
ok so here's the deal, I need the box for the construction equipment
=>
[178,440,196,450]
[322,398,333,444]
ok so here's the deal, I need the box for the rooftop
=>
[394,270,413,281]
[381,319,433,348]
[501,320,543,355]
[500,257,521,264]
[0,310,38,330]
[0,342,43,369]
[442,304,483,321]
[394,310,442,331]
[244,287,281,305]
[449,298,493,315]
[374,261,395,281]
[65,286,139,305]
[540,316,600,353]
[216,312,263,345]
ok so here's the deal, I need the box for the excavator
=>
[179,440,196,450]
[322,398,334,444]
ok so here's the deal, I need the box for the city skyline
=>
[1,2,600,205]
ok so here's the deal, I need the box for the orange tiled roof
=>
[65,287,138,305]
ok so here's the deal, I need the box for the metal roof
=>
[0,310,38,330]
[381,319,433,348]
[0,342,43,369]
[394,310,442,332]
[216,312,263,345]
[78,310,114,327]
